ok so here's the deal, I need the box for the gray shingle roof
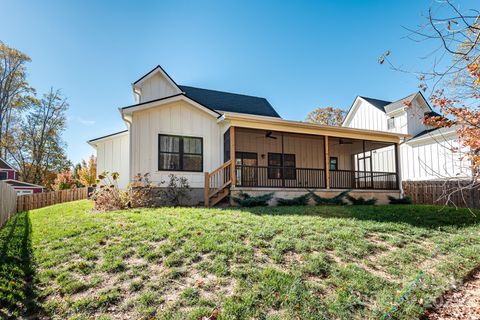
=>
[409,126,457,142]
[359,96,391,112]
[384,93,418,114]
[179,85,280,118]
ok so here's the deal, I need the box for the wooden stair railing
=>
[204,160,232,207]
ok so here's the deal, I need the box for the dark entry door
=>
[235,152,258,186]
[357,153,373,189]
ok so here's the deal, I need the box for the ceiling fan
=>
[339,138,353,145]
[265,131,277,139]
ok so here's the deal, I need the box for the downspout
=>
[397,137,407,198]
[120,108,133,187]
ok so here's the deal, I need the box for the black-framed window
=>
[158,134,203,172]
[235,152,258,166]
[224,129,231,162]
[329,157,338,171]
[387,117,395,129]
[268,153,296,179]
[0,171,6,180]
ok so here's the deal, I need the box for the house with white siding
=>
[88,65,409,206]
[342,92,472,181]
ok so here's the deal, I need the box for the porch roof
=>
[220,112,409,143]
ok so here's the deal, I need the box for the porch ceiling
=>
[221,113,409,143]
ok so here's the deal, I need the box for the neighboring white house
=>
[342,92,472,181]
[89,65,408,206]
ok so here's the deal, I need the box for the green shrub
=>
[388,195,412,204]
[309,190,350,205]
[231,192,273,207]
[276,193,310,206]
[346,195,377,205]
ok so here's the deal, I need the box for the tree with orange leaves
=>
[305,107,345,126]
[379,0,480,206]
[77,155,97,187]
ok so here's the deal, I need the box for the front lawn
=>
[1,200,479,319]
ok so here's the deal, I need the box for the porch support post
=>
[230,126,236,186]
[394,142,400,191]
[204,172,210,207]
[325,136,330,189]
[281,132,285,188]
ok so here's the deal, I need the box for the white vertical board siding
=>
[139,73,179,103]
[371,145,395,172]
[131,100,222,188]
[95,133,130,188]
[345,100,389,132]
[401,136,470,181]
[406,99,431,137]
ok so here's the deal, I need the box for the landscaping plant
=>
[157,174,192,206]
[231,192,273,207]
[309,189,350,205]
[275,193,310,206]
[129,173,156,208]
[388,195,413,204]
[90,171,129,211]
[346,194,378,205]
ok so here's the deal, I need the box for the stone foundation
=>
[230,187,401,206]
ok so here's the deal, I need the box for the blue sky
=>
[1,0,473,164]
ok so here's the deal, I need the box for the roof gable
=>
[133,65,180,89]
[359,96,391,112]
[342,96,389,127]
[179,85,280,118]
[0,158,15,170]
[121,93,222,118]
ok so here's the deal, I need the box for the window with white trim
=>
[387,117,395,129]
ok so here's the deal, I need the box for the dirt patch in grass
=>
[2,201,480,319]
[424,269,480,319]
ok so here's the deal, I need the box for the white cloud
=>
[69,116,95,126]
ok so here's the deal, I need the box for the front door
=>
[357,153,373,188]
[235,152,258,186]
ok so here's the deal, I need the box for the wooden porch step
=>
[209,187,230,207]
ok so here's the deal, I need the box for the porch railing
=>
[330,170,398,190]
[235,165,398,190]
[235,165,326,188]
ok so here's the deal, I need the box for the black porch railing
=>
[235,165,326,188]
[235,165,398,190]
[329,169,398,190]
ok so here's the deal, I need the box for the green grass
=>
[1,200,479,319]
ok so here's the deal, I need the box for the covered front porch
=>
[229,128,399,190]
[204,114,405,207]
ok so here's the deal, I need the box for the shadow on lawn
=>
[243,204,480,229]
[0,212,42,319]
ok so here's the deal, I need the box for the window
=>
[0,171,6,180]
[329,157,338,171]
[158,134,203,172]
[268,153,296,179]
[235,152,258,186]
[387,117,395,129]
[235,152,258,166]
[16,190,33,196]
[223,129,231,162]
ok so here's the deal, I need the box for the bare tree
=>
[379,0,480,208]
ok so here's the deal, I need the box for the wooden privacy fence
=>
[0,181,17,228]
[402,180,480,208]
[17,187,89,212]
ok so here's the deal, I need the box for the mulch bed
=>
[424,270,480,319]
